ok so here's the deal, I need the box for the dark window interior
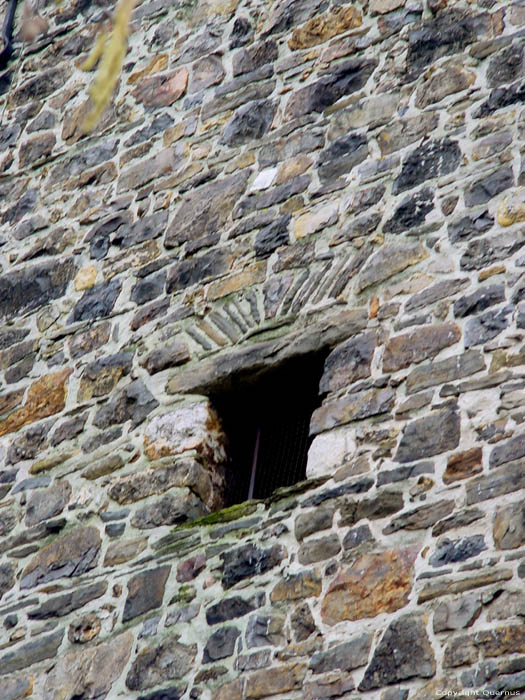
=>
[210,353,327,505]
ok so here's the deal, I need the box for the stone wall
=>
[0,0,525,697]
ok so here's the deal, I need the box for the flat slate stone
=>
[21,525,101,589]
[393,138,461,193]
[123,566,171,622]
[395,408,460,463]
[0,629,64,675]
[359,615,436,690]
[28,580,108,619]
[126,637,197,691]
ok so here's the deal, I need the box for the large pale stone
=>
[306,427,356,479]
[497,188,525,226]
[321,547,419,625]
[244,663,307,698]
[42,631,133,700]
[293,203,339,239]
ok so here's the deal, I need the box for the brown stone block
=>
[0,368,71,438]
[321,547,418,625]
[475,625,525,657]
[244,663,307,698]
[289,7,362,50]
[270,571,322,602]
[444,447,483,484]
[132,68,188,107]
[383,323,461,372]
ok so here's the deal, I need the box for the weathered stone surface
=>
[0,629,64,676]
[141,340,191,374]
[407,351,485,394]
[0,259,75,321]
[394,139,461,194]
[0,509,17,536]
[395,409,460,463]
[144,402,226,463]
[0,562,16,599]
[384,500,454,534]
[429,535,486,567]
[476,624,525,658]
[320,331,376,392]
[285,58,378,120]
[465,168,514,208]
[383,187,434,233]
[244,663,307,698]
[176,553,206,583]
[466,461,525,505]
[486,44,524,87]
[340,490,404,527]
[104,537,147,567]
[443,634,478,668]
[25,480,71,526]
[443,448,483,484]
[191,54,225,92]
[286,604,315,643]
[203,626,241,662]
[464,307,512,347]
[289,6,362,50]
[123,566,171,622]
[453,284,505,318]
[132,68,188,107]
[21,526,101,588]
[383,323,460,373]
[359,615,436,690]
[490,434,525,469]
[309,633,372,674]
[0,368,71,438]
[131,490,207,529]
[68,612,102,644]
[406,9,488,73]
[246,612,285,648]
[206,595,261,625]
[321,548,418,625]
[498,188,525,227]
[270,571,322,602]
[415,65,475,108]
[318,133,368,183]
[233,39,277,76]
[311,386,394,434]
[220,100,275,147]
[298,533,341,565]
[70,279,122,323]
[43,631,133,699]
[295,508,333,541]
[493,502,525,550]
[356,242,428,292]
[418,569,513,603]
[254,214,291,258]
[126,637,197,691]
[0,676,33,700]
[78,352,133,402]
[28,581,108,619]
[433,594,482,633]
[166,171,249,248]
[461,233,525,271]
[93,379,159,429]
[221,543,285,589]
